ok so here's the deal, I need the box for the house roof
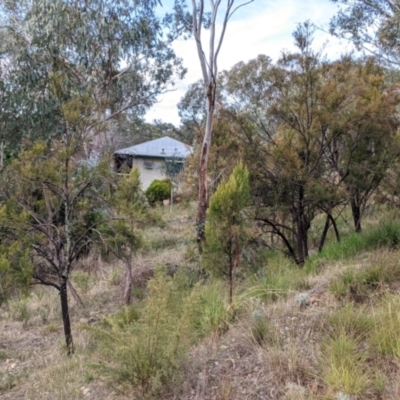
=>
[114,136,192,159]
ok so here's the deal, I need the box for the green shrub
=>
[71,271,90,292]
[203,162,250,303]
[88,268,191,398]
[145,180,171,205]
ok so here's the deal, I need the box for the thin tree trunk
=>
[0,139,4,169]
[329,213,340,242]
[123,255,133,305]
[350,194,362,233]
[228,253,233,305]
[294,188,307,266]
[170,186,173,214]
[303,217,309,259]
[318,214,331,253]
[60,277,74,355]
[191,1,237,252]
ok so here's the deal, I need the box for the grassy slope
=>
[1,203,400,399]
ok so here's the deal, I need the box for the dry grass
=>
[3,205,400,399]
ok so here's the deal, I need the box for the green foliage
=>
[88,266,240,397]
[114,167,149,215]
[0,0,185,155]
[203,162,250,279]
[0,137,141,352]
[111,305,140,329]
[71,271,91,293]
[330,0,400,65]
[0,243,33,305]
[88,268,191,398]
[8,296,31,327]
[145,179,172,205]
[251,317,275,347]
[185,281,236,337]
[224,27,400,262]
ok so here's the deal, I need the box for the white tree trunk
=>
[191,0,241,248]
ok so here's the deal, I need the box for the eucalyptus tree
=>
[0,0,185,160]
[330,0,400,66]
[189,0,253,250]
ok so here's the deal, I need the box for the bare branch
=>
[32,275,60,291]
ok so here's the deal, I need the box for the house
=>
[114,136,192,190]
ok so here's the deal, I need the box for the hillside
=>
[2,203,400,400]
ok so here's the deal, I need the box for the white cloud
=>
[145,0,354,126]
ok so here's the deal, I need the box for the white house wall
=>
[131,157,166,190]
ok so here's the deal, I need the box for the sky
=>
[145,0,355,126]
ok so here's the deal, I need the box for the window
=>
[144,160,154,169]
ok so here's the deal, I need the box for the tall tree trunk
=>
[196,84,215,251]
[60,276,74,355]
[191,1,238,252]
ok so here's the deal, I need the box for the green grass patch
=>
[330,251,400,301]
[306,218,400,272]
[321,332,370,397]
[244,253,309,302]
[185,280,237,337]
[369,295,400,359]
[327,303,374,339]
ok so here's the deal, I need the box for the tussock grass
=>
[244,253,309,302]
[321,332,370,397]
[320,292,400,398]
[187,280,236,338]
[369,294,400,359]
[327,303,373,339]
[330,250,400,301]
